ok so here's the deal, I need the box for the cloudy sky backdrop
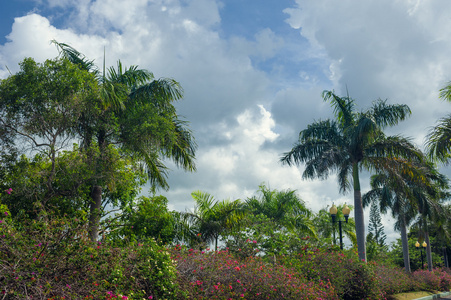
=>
[2,0,451,245]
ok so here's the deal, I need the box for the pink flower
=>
[6,188,12,194]
[148,296,153,299]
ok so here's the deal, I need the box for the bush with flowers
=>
[171,246,339,299]
[278,245,384,300]
[0,205,179,299]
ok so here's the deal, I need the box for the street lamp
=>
[415,241,427,270]
[329,203,351,250]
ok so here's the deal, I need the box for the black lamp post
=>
[329,204,351,250]
[415,241,427,270]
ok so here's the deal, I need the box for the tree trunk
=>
[400,215,411,273]
[353,163,367,262]
[88,185,102,241]
[443,247,449,268]
[425,230,433,271]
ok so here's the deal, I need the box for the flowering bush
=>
[279,245,385,300]
[0,213,179,299]
[411,269,451,292]
[171,246,338,299]
[373,264,419,294]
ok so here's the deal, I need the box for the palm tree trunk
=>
[353,163,367,262]
[88,185,102,241]
[400,215,411,273]
[443,247,449,268]
[425,230,433,271]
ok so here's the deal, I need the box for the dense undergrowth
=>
[1,207,451,299]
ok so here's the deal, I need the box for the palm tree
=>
[52,41,196,240]
[426,82,451,163]
[245,184,316,237]
[363,159,447,272]
[184,191,245,250]
[364,171,417,273]
[281,90,422,261]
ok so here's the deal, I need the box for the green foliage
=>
[279,246,384,300]
[245,184,316,238]
[182,191,244,250]
[171,247,339,299]
[389,236,443,271]
[52,41,196,191]
[368,201,387,247]
[313,204,356,247]
[0,213,179,299]
[281,90,421,261]
[106,195,176,245]
[1,145,145,220]
[225,214,311,259]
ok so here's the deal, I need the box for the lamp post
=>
[329,204,351,250]
[415,241,427,270]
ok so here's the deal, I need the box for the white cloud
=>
[3,0,451,246]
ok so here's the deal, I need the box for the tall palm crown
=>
[281,90,421,261]
[426,82,451,163]
[363,159,447,272]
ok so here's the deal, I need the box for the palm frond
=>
[322,90,355,127]
[51,40,97,73]
[425,115,451,164]
[371,99,411,128]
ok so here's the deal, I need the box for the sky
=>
[1,0,451,246]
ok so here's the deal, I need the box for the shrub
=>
[279,245,385,300]
[171,246,339,299]
[411,269,451,292]
[373,264,419,295]
[0,213,179,299]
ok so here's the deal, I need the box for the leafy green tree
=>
[104,195,176,245]
[225,213,310,259]
[1,145,145,220]
[0,58,98,201]
[281,90,421,261]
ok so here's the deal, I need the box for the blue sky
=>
[1,0,451,246]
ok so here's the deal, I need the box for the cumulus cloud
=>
[2,0,451,245]
[284,0,451,143]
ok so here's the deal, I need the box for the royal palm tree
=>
[281,90,422,261]
[52,41,196,240]
[364,171,418,273]
[363,159,447,272]
[426,82,451,163]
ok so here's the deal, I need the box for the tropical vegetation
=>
[2,44,451,299]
